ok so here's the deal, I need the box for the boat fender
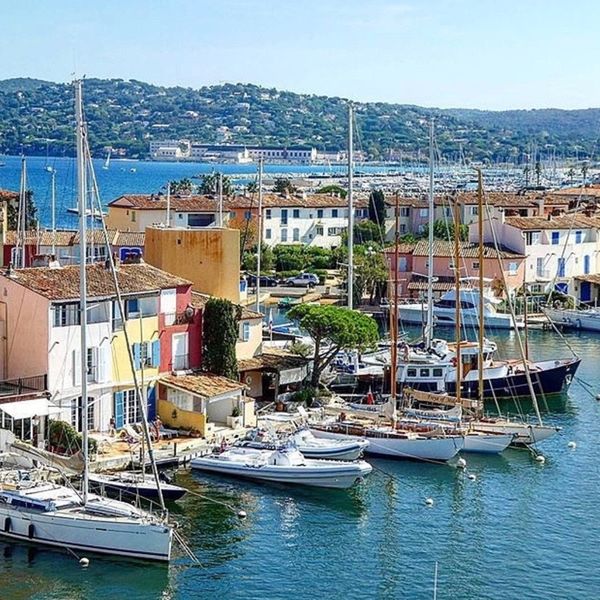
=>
[28,523,35,539]
[3,517,10,532]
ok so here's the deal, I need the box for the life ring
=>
[28,523,35,539]
[4,517,11,532]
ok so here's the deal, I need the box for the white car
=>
[285,273,319,287]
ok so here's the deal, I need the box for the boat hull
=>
[461,433,514,454]
[472,422,559,446]
[397,305,520,330]
[88,475,187,501]
[0,503,172,561]
[190,457,372,489]
[545,308,600,332]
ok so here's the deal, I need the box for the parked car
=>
[285,272,320,287]
[247,274,279,287]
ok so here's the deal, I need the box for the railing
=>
[0,375,48,400]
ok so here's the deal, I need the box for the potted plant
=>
[226,405,242,429]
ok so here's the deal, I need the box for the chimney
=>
[536,196,545,215]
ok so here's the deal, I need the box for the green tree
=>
[354,219,383,244]
[272,177,296,196]
[7,190,38,230]
[368,190,386,227]
[242,244,274,273]
[169,178,194,195]
[316,184,347,199]
[354,246,389,305]
[288,304,379,387]
[202,298,240,379]
[422,219,467,242]
[199,172,233,196]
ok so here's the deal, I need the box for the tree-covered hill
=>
[0,77,598,162]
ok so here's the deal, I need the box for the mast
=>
[453,198,462,405]
[50,168,56,255]
[166,182,171,227]
[425,119,435,348]
[476,169,484,414]
[218,173,224,227]
[347,104,354,309]
[255,158,263,313]
[17,158,27,268]
[75,79,89,504]
[389,192,400,422]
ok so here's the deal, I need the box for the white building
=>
[149,140,191,161]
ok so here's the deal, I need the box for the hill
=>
[0,77,598,162]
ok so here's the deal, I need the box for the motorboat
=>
[239,426,369,461]
[0,470,172,561]
[88,471,187,501]
[395,282,524,330]
[190,446,372,489]
[544,306,600,332]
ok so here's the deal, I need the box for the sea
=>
[0,156,599,599]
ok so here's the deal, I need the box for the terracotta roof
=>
[3,229,145,248]
[574,274,600,285]
[0,189,18,202]
[385,240,524,259]
[238,349,309,372]
[3,230,76,246]
[160,372,246,398]
[552,185,600,197]
[3,263,190,301]
[408,280,455,292]
[505,214,600,230]
[191,291,262,320]
[114,231,145,246]
[229,193,368,209]
[109,194,219,211]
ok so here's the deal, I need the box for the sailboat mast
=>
[166,182,171,227]
[453,198,462,405]
[75,79,89,504]
[255,158,263,313]
[390,192,400,420]
[17,158,27,268]
[347,104,354,309]
[425,119,435,347]
[476,169,484,412]
[51,168,56,255]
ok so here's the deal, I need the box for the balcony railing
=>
[0,375,48,401]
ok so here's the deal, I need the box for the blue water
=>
[0,327,597,599]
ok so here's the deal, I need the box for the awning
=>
[278,365,309,385]
[1,399,60,420]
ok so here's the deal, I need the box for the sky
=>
[2,0,600,110]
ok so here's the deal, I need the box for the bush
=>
[292,386,317,407]
[48,419,97,455]
[278,270,302,280]
[313,269,328,284]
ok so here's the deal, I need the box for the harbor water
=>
[0,158,598,598]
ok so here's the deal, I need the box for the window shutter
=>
[132,343,141,370]
[114,391,124,428]
[73,349,82,387]
[243,322,250,342]
[152,340,161,369]
[97,345,109,383]
[147,385,157,421]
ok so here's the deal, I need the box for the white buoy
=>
[567,441,577,449]
[596,393,600,401]
[535,455,546,463]
[456,457,467,469]
[425,498,434,506]
[468,473,477,481]
[79,557,90,567]
[238,510,247,519]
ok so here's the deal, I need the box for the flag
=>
[268,308,273,336]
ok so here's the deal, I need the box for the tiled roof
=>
[574,273,600,285]
[238,349,309,372]
[3,230,76,246]
[552,185,600,197]
[109,194,219,211]
[229,193,368,209]
[505,214,600,230]
[3,263,191,301]
[114,231,145,247]
[3,229,146,248]
[191,291,262,320]
[0,189,18,202]
[160,372,246,398]
[385,240,523,259]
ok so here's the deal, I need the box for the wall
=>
[158,397,205,435]
[236,318,262,360]
[145,227,241,302]
[0,277,49,381]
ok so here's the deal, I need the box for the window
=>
[265,228,272,239]
[125,296,158,319]
[53,303,80,327]
[112,301,124,331]
[508,262,517,275]
[86,348,97,383]
[140,342,154,368]
[172,332,189,370]
[281,228,288,242]
[433,368,443,377]
[88,301,109,324]
[126,298,140,318]
[525,231,540,245]
[244,211,252,220]
[399,224,407,234]
[281,209,288,225]
[230,211,236,219]
[71,397,94,432]
[317,209,324,219]
[470,206,478,216]
[472,261,480,270]
[419,208,429,217]
[407,368,417,377]
[328,227,342,236]
[293,228,300,242]
[132,341,160,370]
[316,226,324,236]
[292,209,300,219]
[575,230,582,244]
[420,368,430,377]
[398,257,408,272]
[188,213,215,227]
[240,321,250,342]
[551,231,560,245]
[584,255,591,275]
[131,211,136,222]
[116,389,141,426]
[332,209,338,218]
[557,257,566,278]
[536,257,544,276]
[400,207,410,217]
[265,209,272,220]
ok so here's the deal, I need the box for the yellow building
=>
[144,226,241,303]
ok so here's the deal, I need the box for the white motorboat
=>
[88,472,187,501]
[395,283,523,330]
[240,426,369,461]
[544,306,600,332]
[190,446,372,489]
[0,472,172,561]
[310,421,463,462]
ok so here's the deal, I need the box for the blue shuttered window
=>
[114,391,124,428]
[147,386,157,421]
[152,340,161,368]
[132,343,141,370]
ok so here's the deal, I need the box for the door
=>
[172,333,189,370]
[581,281,591,303]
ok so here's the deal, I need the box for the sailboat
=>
[0,80,173,562]
[102,149,111,170]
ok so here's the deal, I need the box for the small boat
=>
[102,150,111,170]
[88,472,187,501]
[544,306,600,332]
[239,426,369,461]
[190,446,372,489]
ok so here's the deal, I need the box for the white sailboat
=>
[0,80,173,562]
[102,149,111,170]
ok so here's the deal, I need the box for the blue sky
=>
[2,0,599,109]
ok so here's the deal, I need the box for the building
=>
[149,140,191,161]
[478,213,600,294]
[144,226,241,303]
[0,262,201,433]
[386,239,525,299]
